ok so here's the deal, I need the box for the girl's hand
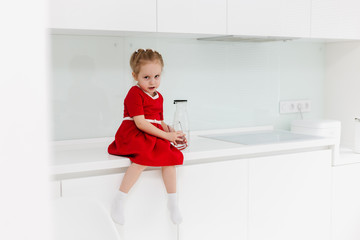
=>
[177,135,188,145]
[166,131,185,145]
[166,124,175,133]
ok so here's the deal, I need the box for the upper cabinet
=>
[49,0,157,32]
[157,0,227,35]
[227,0,311,38]
[49,0,360,40]
[311,0,360,40]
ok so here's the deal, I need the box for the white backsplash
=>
[50,35,324,140]
[324,41,360,148]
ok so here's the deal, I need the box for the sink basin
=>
[200,130,321,145]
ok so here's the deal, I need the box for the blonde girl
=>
[108,49,185,225]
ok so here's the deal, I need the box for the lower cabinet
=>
[248,150,332,240]
[58,149,334,240]
[50,180,61,199]
[177,159,248,240]
[332,163,360,240]
[61,170,177,240]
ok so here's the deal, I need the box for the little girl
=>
[108,48,186,225]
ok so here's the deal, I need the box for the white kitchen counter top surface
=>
[51,126,337,176]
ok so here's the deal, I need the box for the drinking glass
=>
[170,121,188,150]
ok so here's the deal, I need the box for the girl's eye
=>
[144,76,149,80]
[155,75,160,78]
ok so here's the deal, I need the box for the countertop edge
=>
[50,137,337,176]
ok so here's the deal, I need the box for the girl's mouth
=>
[149,87,155,90]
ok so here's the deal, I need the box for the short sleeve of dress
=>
[124,87,144,117]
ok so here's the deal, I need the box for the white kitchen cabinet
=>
[311,0,360,40]
[61,170,177,240]
[332,163,360,240]
[50,180,61,199]
[49,0,157,32]
[227,0,311,38]
[177,159,248,240]
[248,150,332,240]
[157,0,227,35]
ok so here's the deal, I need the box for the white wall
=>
[324,41,360,148]
[0,1,51,240]
[51,35,325,140]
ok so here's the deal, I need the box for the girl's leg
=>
[120,163,147,193]
[162,165,177,193]
[162,166,182,224]
[112,163,147,225]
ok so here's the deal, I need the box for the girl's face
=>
[133,61,162,96]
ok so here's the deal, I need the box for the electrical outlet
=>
[279,100,311,114]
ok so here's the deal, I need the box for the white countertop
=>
[51,126,338,176]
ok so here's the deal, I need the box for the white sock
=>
[111,190,127,225]
[167,193,183,224]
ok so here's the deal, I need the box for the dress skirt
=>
[108,120,183,167]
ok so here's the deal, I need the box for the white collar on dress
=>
[136,84,159,99]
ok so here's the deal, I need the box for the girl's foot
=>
[167,193,183,224]
[111,191,127,225]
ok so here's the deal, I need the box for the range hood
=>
[197,35,298,42]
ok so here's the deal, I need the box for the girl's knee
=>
[132,163,147,171]
[162,165,175,170]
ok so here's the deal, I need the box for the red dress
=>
[108,86,184,166]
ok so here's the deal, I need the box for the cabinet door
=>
[61,170,177,240]
[49,0,157,32]
[50,180,61,199]
[248,150,332,240]
[178,159,248,240]
[157,0,227,34]
[311,0,360,40]
[228,0,310,38]
[332,163,360,240]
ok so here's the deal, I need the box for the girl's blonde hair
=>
[130,49,164,76]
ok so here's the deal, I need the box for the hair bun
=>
[130,49,164,75]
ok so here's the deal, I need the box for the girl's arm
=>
[133,115,184,144]
[161,121,171,132]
